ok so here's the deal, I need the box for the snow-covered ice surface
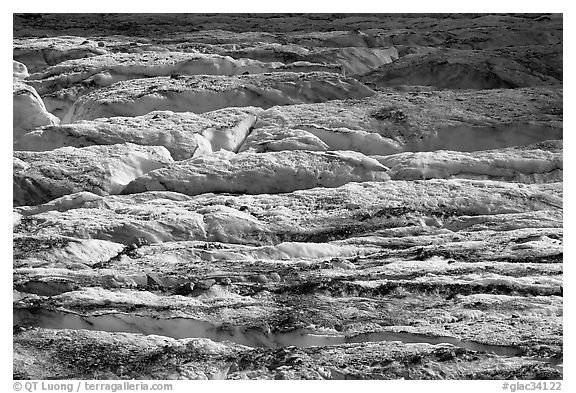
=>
[26,52,343,119]
[13,60,29,80]
[14,143,173,206]
[28,51,343,93]
[13,80,59,139]
[375,145,563,182]
[122,150,390,196]
[13,36,107,73]
[15,108,263,160]
[64,72,375,122]
[218,45,399,74]
[13,13,562,381]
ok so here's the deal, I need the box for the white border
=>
[4,5,572,391]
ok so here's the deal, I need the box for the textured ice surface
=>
[13,14,563,381]
[13,81,59,139]
[122,150,390,196]
[15,108,262,160]
[376,147,563,182]
[64,72,375,122]
[14,143,173,206]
